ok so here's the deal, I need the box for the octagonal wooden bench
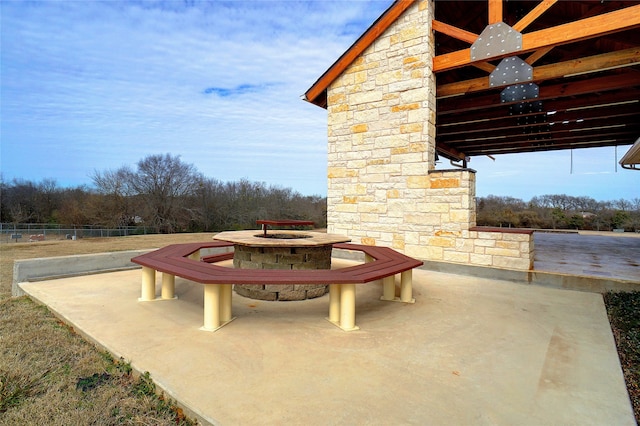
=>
[131,241,423,332]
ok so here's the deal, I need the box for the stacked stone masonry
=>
[233,245,331,301]
[325,0,534,271]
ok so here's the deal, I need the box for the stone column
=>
[326,0,435,252]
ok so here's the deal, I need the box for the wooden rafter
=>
[438,73,640,115]
[525,46,554,65]
[433,5,640,72]
[512,0,557,32]
[431,20,477,44]
[488,0,502,24]
[437,47,640,97]
[437,92,640,126]
[438,105,638,138]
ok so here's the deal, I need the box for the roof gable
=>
[303,0,415,108]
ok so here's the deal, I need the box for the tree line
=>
[1,154,327,233]
[477,194,640,231]
[2,153,638,234]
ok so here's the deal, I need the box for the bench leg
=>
[201,284,235,332]
[328,284,341,323]
[161,273,176,299]
[220,284,233,322]
[400,270,415,303]
[339,284,359,331]
[379,271,416,304]
[189,250,200,261]
[139,267,156,301]
[202,285,221,331]
[381,276,395,301]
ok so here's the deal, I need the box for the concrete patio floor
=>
[20,257,636,426]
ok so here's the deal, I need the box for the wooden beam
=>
[433,5,640,72]
[437,92,640,125]
[437,105,638,138]
[440,116,636,144]
[437,47,640,97]
[435,142,466,160]
[472,61,497,73]
[438,73,640,114]
[488,0,502,25]
[432,19,478,44]
[304,0,415,106]
[525,46,554,65]
[512,0,558,32]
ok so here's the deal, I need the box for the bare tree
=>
[129,154,201,233]
[90,167,136,228]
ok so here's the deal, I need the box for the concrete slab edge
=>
[331,250,639,294]
[417,258,639,293]
[12,250,154,297]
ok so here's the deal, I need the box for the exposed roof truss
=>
[434,0,640,161]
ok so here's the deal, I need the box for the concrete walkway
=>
[20,258,635,426]
[534,231,640,282]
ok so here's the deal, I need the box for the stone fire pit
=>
[213,230,351,301]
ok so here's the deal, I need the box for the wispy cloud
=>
[0,0,392,194]
[0,1,636,200]
[203,83,276,97]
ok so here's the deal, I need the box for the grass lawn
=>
[1,233,638,424]
[0,234,213,425]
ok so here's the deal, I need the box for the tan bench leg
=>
[202,285,221,331]
[139,267,156,301]
[400,270,415,303]
[380,276,395,301]
[328,284,341,323]
[161,273,176,299]
[220,284,233,322]
[201,284,235,332]
[339,284,359,331]
[189,250,200,261]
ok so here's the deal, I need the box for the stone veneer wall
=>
[325,0,533,271]
[233,245,331,301]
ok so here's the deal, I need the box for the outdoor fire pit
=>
[213,229,351,301]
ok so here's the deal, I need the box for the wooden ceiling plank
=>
[437,93,640,125]
[437,72,640,114]
[512,0,558,32]
[433,5,640,72]
[438,107,639,137]
[437,47,640,97]
[432,20,478,44]
[488,0,503,25]
[453,129,639,153]
[439,116,637,144]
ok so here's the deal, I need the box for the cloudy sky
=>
[1,0,637,201]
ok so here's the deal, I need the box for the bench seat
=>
[131,241,423,332]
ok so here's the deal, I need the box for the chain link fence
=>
[0,223,160,243]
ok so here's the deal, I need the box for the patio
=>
[19,256,635,425]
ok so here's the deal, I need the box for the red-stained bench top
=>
[256,219,315,236]
[131,241,422,285]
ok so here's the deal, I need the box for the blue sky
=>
[1,0,637,201]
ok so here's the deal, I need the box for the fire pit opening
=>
[254,233,313,239]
